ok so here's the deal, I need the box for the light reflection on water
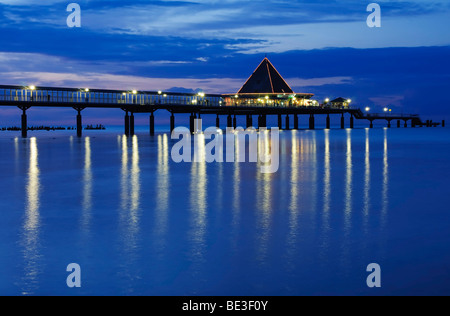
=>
[189,134,208,268]
[154,134,170,250]
[21,137,41,295]
[256,133,273,266]
[8,127,449,295]
[118,135,142,291]
[81,137,92,236]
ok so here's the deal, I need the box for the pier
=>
[0,58,433,137]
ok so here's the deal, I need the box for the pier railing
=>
[0,85,353,110]
[0,85,225,107]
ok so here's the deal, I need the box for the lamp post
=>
[28,85,36,101]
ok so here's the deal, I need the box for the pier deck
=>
[0,84,427,137]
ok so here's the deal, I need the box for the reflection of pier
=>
[0,58,433,138]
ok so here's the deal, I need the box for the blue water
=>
[0,127,450,296]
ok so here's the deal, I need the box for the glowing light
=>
[85,88,89,92]
[265,96,269,100]
[347,99,352,103]
[122,92,126,96]
[235,95,239,99]
[365,107,371,112]
[29,85,36,90]
[163,94,167,97]
[132,90,137,94]
[325,98,330,103]
[198,92,205,97]
[158,91,162,95]
[384,107,389,112]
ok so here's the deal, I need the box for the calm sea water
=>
[0,127,450,296]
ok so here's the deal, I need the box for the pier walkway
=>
[0,84,427,138]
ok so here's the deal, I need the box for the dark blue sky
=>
[0,0,449,125]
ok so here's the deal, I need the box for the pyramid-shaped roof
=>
[331,97,349,103]
[238,58,294,95]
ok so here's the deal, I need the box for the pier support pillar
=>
[326,114,331,130]
[233,115,237,129]
[227,114,233,129]
[443,120,446,128]
[309,114,315,130]
[77,111,82,138]
[150,112,155,136]
[397,120,401,128]
[258,115,262,129]
[262,115,267,128]
[190,114,195,134]
[350,115,354,129]
[170,113,175,133]
[285,115,290,130]
[412,120,416,128]
[404,120,408,128]
[278,114,282,130]
[216,115,220,129]
[20,108,28,138]
[130,113,135,135]
[341,114,345,129]
[124,111,130,136]
[387,120,392,128]
[294,114,299,130]
[370,120,374,129]
[249,115,253,128]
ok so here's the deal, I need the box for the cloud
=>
[2,0,449,55]
[369,96,405,108]
[0,71,244,94]
[287,76,353,89]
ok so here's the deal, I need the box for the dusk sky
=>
[0,0,449,125]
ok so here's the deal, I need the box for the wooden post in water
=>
[341,114,345,129]
[294,114,299,130]
[124,111,130,136]
[190,114,195,133]
[278,114,282,130]
[227,114,232,129]
[247,115,253,129]
[21,107,28,138]
[170,113,175,133]
[350,115,354,129]
[309,114,315,130]
[149,112,155,135]
[285,115,290,130]
[77,110,82,138]
[130,113,135,135]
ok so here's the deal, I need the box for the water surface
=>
[0,127,449,296]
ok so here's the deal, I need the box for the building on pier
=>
[223,57,317,107]
[329,97,352,109]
